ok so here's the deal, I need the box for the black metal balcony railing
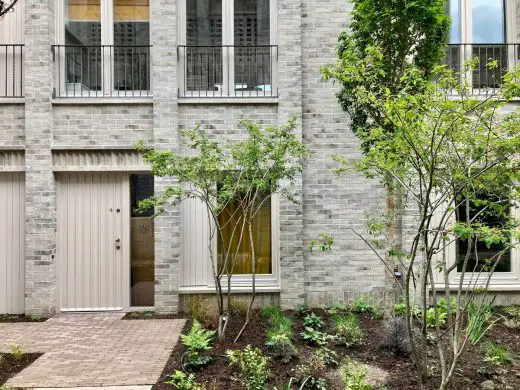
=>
[51,45,152,98]
[0,44,24,98]
[442,43,519,95]
[178,45,278,98]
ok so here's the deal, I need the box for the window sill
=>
[52,97,153,105]
[432,283,520,291]
[0,97,25,104]
[179,97,278,105]
[179,285,281,294]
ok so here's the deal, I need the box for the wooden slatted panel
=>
[0,173,25,314]
[57,173,129,311]
[181,197,211,287]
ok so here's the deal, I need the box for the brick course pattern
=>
[0,313,186,387]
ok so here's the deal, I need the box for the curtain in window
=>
[218,198,272,275]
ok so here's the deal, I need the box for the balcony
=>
[51,45,152,98]
[442,43,519,96]
[0,44,24,98]
[178,45,278,99]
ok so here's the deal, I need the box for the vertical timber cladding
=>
[57,173,130,311]
[0,173,25,314]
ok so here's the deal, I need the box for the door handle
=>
[115,238,121,250]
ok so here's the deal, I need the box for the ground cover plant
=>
[153,304,520,390]
[0,352,42,385]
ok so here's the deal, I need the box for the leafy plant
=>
[484,342,512,366]
[352,297,373,314]
[303,313,325,329]
[315,347,339,367]
[293,352,328,390]
[261,305,283,320]
[394,303,420,317]
[342,359,373,390]
[295,303,310,317]
[226,345,270,390]
[467,300,499,345]
[266,331,298,363]
[332,313,363,347]
[165,370,206,390]
[381,316,411,354]
[8,343,25,361]
[180,320,216,369]
[300,327,330,346]
[327,302,348,316]
[425,307,448,329]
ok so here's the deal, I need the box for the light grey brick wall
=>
[53,105,153,147]
[277,0,305,309]
[23,0,57,316]
[0,104,25,148]
[151,0,181,313]
[300,0,386,308]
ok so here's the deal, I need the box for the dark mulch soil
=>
[153,308,520,390]
[0,353,43,385]
[0,314,47,323]
[123,311,188,320]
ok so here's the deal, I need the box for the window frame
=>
[55,0,151,97]
[177,0,278,98]
[432,202,520,289]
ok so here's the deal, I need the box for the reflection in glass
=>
[186,0,223,91]
[449,0,461,43]
[65,0,102,92]
[234,0,270,93]
[130,174,155,307]
[113,0,150,91]
[472,0,504,43]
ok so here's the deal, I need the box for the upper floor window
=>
[444,0,513,94]
[0,0,24,98]
[54,0,151,98]
[178,0,278,98]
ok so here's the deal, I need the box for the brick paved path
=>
[0,313,186,388]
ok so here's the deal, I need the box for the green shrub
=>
[165,370,206,390]
[332,313,363,347]
[425,307,448,328]
[300,327,330,346]
[352,297,374,314]
[180,320,216,369]
[484,342,512,366]
[303,313,325,329]
[266,331,298,363]
[226,345,270,390]
[314,347,339,367]
[8,343,25,361]
[327,302,348,316]
[394,303,420,316]
[295,303,310,317]
[293,352,328,390]
[342,359,373,390]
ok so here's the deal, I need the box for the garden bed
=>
[123,311,187,320]
[153,305,520,390]
[0,353,42,385]
[0,314,47,323]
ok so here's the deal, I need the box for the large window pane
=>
[448,0,461,44]
[186,0,223,91]
[234,0,270,93]
[218,198,272,275]
[113,0,150,91]
[472,0,504,43]
[456,194,511,273]
[65,0,101,92]
[130,174,155,307]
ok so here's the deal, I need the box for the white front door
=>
[57,173,130,311]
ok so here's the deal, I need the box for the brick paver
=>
[0,313,186,388]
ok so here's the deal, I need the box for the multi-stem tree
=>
[323,0,449,314]
[327,46,520,389]
[137,116,307,339]
[0,0,19,19]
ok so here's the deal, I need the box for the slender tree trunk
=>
[384,177,401,316]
